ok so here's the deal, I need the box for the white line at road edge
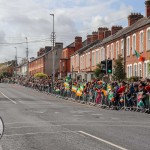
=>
[0,91,17,104]
[78,131,128,150]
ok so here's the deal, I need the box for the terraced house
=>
[70,0,150,81]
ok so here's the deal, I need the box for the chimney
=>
[111,26,123,35]
[145,0,150,18]
[75,36,82,51]
[37,51,40,57]
[91,32,98,42]
[87,35,92,45]
[128,13,143,26]
[104,30,111,38]
[98,27,108,40]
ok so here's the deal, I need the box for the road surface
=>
[0,83,149,150]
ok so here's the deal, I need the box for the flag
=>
[55,88,60,93]
[80,84,84,91]
[65,86,69,90]
[102,89,107,96]
[107,84,111,91]
[71,85,77,93]
[135,50,145,62]
[76,88,82,97]
[64,82,69,87]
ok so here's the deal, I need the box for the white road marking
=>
[73,115,84,117]
[5,123,150,129]
[92,114,103,116]
[0,91,17,104]
[54,112,60,114]
[78,131,128,150]
[18,100,24,104]
[4,131,76,137]
[6,124,61,129]
[111,118,120,120]
[0,145,3,150]
[32,111,44,114]
[4,120,150,125]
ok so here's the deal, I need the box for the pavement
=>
[0,83,149,150]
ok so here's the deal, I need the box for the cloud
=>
[0,0,137,63]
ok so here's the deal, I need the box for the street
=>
[0,83,149,150]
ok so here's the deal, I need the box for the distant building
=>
[59,37,82,78]
[29,43,63,77]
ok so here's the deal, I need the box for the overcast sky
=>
[0,0,146,63]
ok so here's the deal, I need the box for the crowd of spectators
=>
[1,76,150,114]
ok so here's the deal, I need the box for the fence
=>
[22,83,150,113]
[2,80,150,114]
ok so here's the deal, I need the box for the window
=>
[138,62,142,77]
[111,44,114,59]
[96,50,99,64]
[140,31,144,52]
[127,65,130,78]
[100,47,105,61]
[147,28,150,51]
[132,34,136,54]
[76,55,78,67]
[92,52,95,66]
[127,64,132,78]
[88,52,91,67]
[116,41,119,59]
[80,56,82,70]
[72,56,74,68]
[144,62,147,78]
[126,36,130,56]
[130,65,132,77]
[121,39,124,56]
[143,60,150,78]
[107,45,110,59]
[133,63,137,76]
[83,55,85,69]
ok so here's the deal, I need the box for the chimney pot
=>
[75,36,82,51]
[128,12,143,26]
[145,0,150,18]
[98,27,108,40]
[111,26,123,35]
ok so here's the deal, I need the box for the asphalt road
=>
[0,83,149,150]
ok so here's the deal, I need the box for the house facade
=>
[70,0,150,81]
[59,37,82,78]
[29,43,63,77]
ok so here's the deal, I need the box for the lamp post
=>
[14,47,17,76]
[25,37,29,76]
[50,14,55,83]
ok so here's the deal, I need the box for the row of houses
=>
[17,0,150,81]
[60,0,150,81]
[17,43,63,77]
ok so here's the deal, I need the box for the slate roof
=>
[29,52,49,63]
[63,42,75,49]
[70,17,150,57]
[70,40,100,56]
[97,17,150,47]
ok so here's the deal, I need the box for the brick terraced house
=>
[70,0,150,81]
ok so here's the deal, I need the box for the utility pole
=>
[50,14,55,83]
[14,47,17,76]
[25,37,29,76]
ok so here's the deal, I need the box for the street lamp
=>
[14,47,17,76]
[50,14,55,83]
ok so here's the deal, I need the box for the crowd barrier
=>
[23,83,150,114]
[1,80,150,114]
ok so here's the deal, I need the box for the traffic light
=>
[107,59,112,74]
[101,60,106,74]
